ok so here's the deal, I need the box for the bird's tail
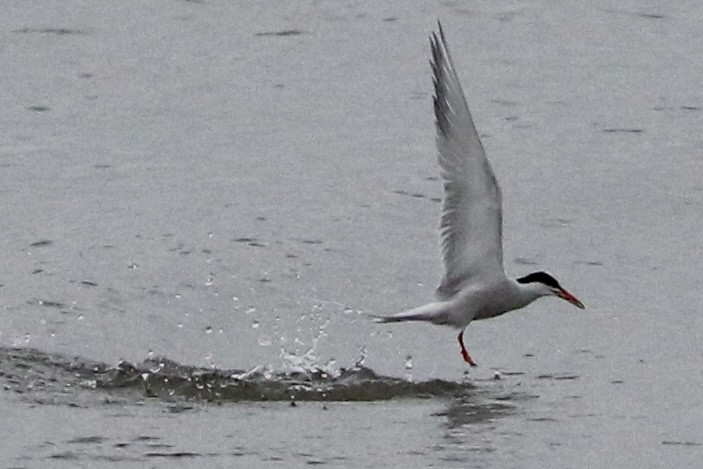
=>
[372,301,451,326]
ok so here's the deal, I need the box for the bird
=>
[374,22,585,367]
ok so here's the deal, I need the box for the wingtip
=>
[431,20,445,42]
[430,21,450,68]
[437,20,446,42]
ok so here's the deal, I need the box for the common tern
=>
[375,22,585,367]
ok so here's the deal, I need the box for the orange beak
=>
[556,288,585,309]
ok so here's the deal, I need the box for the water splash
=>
[281,310,334,377]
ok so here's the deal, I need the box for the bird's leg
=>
[457,330,478,367]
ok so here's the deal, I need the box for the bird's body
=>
[378,277,560,327]
[375,22,584,366]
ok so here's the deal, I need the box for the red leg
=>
[458,330,478,367]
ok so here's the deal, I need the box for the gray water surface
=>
[1,0,702,467]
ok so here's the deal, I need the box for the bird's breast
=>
[452,280,521,322]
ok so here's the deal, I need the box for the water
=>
[1,0,702,467]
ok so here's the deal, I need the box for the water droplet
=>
[246,307,256,314]
[77,315,84,321]
[355,347,368,367]
[405,355,413,382]
[175,293,182,299]
[251,321,260,329]
[147,349,154,357]
[205,326,213,334]
[232,296,239,302]
[177,322,183,329]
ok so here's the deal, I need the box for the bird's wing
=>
[431,22,505,299]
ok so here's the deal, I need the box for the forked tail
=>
[372,301,452,326]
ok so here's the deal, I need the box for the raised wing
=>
[431,22,505,299]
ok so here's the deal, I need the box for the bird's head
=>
[516,271,585,309]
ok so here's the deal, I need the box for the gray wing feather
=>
[431,22,504,299]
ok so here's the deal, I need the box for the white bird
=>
[375,22,584,367]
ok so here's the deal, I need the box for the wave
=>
[0,346,474,403]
